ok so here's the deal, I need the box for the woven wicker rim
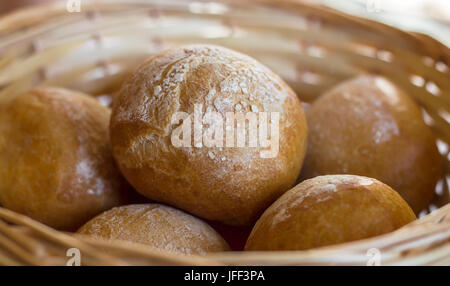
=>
[0,0,449,265]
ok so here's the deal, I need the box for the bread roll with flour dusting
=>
[245,175,416,251]
[77,204,230,254]
[110,45,308,225]
[301,75,442,213]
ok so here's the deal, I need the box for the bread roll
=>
[0,87,132,230]
[245,175,416,251]
[110,44,308,225]
[301,75,442,213]
[77,204,230,254]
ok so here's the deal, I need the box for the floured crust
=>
[110,45,308,225]
[245,175,416,251]
[77,204,230,255]
[0,87,132,230]
[301,75,442,214]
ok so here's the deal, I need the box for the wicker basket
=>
[0,0,449,266]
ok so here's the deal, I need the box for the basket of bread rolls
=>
[0,0,448,266]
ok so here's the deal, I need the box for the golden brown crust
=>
[77,204,230,254]
[0,87,132,231]
[110,45,308,225]
[245,175,416,251]
[301,75,442,213]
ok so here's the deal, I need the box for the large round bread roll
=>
[78,204,230,255]
[301,75,442,213]
[110,45,308,225]
[245,175,416,251]
[0,87,132,230]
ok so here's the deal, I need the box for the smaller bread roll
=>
[245,175,416,251]
[77,204,230,255]
[0,87,132,230]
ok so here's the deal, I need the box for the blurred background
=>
[0,0,449,45]
[322,0,450,46]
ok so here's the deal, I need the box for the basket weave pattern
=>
[0,0,449,265]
